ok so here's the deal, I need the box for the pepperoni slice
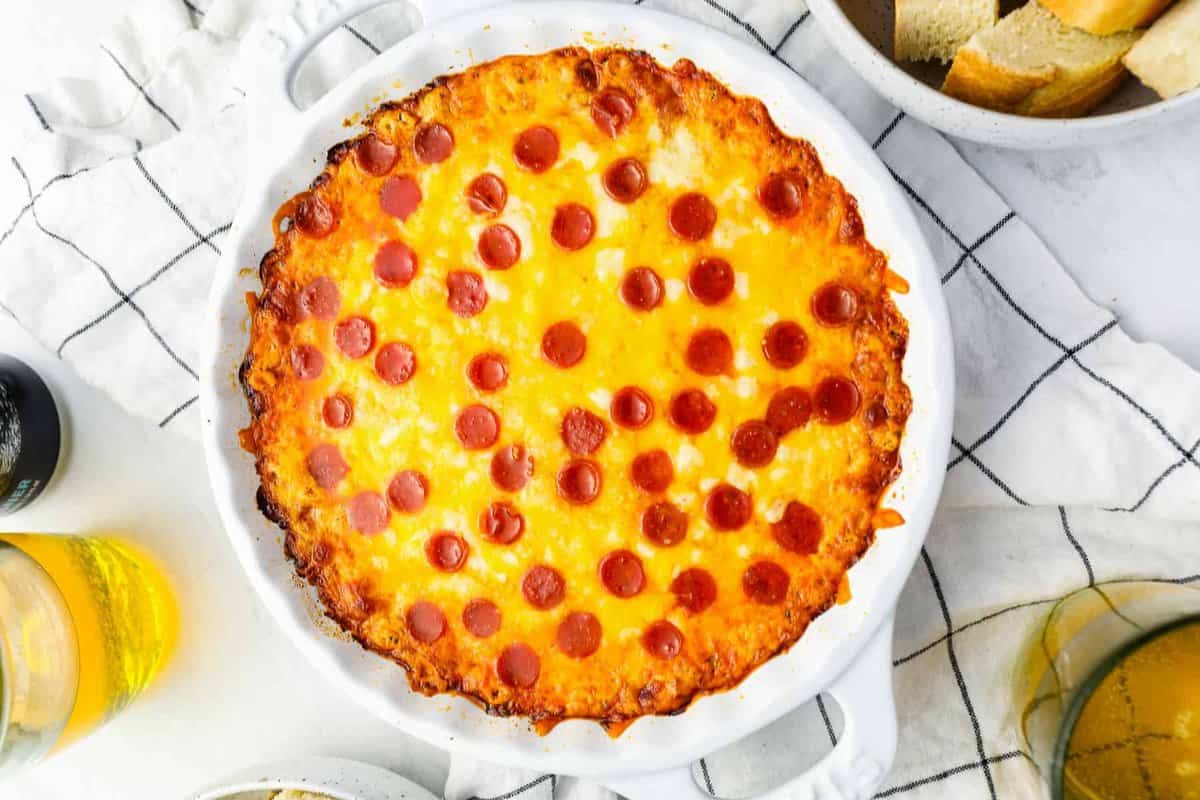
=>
[481,501,524,544]
[455,404,499,450]
[620,267,663,310]
[557,611,602,658]
[387,470,428,513]
[561,407,607,455]
[379,176,421,220]
[334,316,375,359]
[463,599,501,638]
[347,491,389,535]
[669,389,716,434]
[491,444,533,492]
[766,386,812,436]
[447,270,488,318]
[762,321,808,369]
[688,257,734,306]
[670,568,717,613]
[642,620,683,660]
[551,204,595,251]
[290,345,324,381]
[413,122,453,164]
[322,394,353,428]
[743,561,790,605]
[513,126,559,173]
[497,643,540,688]
[758,172,805,219]
[631,449,673,493]
[685,329,734,376]
[374,240,417,288]
[731,420,778,468]
[542,322,586,368]
[466,173,507,216]
[815,376,861,424]
[641,501,687,547]
[669,193,717,241]
[294,193,336,238]
[611,386,654,429]
[599,550,645,598]
[306,443,348,489]
[374,342,416,385]
[468,352,508,392]
[706,484,752,531]
[478,224,521,270]
[591,88,635,137]
[773,501,823,555]
[355,133,398,176]
[522,565,565,609]
[604,158,648,204]
[406,601,445,643]
[426,531,468,572]
[812,282,859,326]
[300,277,340,319]
[557,459,601,505]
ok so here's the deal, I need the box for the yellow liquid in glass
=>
[0,534,176,751]
[1064,622,1200,800]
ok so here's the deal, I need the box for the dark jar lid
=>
[0,355,62,515]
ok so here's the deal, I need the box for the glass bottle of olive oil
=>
[0,534,176,774]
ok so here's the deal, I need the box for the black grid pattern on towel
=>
[4,143,229,428]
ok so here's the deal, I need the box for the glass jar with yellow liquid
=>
[1018,581,1200,800]
[0,534,175,775]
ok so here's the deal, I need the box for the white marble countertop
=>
[0,2,1197,799]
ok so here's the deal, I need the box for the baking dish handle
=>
[603,615,898,800]
[242,0,501,152]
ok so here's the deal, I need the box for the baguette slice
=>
[1039,0,1176,36]
[895,0,999,63]
[1124,0,1200,98]
[942,1,1142,117]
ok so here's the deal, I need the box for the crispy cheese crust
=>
[240,48,910,728]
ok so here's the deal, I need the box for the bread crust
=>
[1026,59,1130,117]
[240,47,910,728]
[1038,0,1175,35]
[942,48,1056,111]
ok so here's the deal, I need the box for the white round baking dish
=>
[200,1,954,797]
[189,756,436,800]
[806,0,1200,149]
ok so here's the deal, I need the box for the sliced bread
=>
[895,0,999,63]
[1038,0,1176,36]
[1124,0,1200,98]
[941,1,1142,117]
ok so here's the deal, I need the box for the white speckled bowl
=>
[806,0,1200,148]
[190,757,437,800]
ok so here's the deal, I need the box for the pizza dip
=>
[239,47,911,730]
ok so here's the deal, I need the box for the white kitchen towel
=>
[2,1,1199,799]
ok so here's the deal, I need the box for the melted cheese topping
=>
[242,48,910,725]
